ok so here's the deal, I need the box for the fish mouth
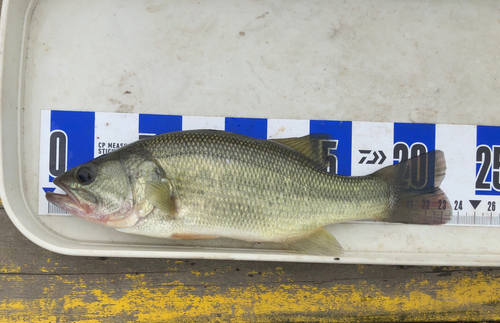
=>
[45,182,94,215]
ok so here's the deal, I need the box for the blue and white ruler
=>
[38,110,500,226]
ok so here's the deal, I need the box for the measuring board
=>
[38,110,500,227]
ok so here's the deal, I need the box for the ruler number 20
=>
[393,142,428,189]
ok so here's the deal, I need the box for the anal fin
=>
[285,228,344,257]
[170,233,219,240]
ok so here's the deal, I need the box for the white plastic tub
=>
[1,0,500,265]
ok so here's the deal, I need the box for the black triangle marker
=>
[469,200,481,210]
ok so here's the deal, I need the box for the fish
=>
[46,130,451,256]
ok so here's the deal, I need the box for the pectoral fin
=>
[286,228,344,257]
[146,180,176,219]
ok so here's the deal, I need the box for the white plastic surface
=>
[1,0,500,265]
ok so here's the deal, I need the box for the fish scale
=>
[128,131,393,241]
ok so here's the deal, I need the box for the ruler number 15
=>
[322,140,339,175]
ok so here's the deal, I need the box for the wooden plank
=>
[1,209,500,322]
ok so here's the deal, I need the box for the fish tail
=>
[374,150,451,224]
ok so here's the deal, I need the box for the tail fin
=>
[374,150,451,225]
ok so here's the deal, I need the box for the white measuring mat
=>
[39,110,500,226]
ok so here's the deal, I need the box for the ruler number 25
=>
[476,145,500,191]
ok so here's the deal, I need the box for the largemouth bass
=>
[46,130,451,256]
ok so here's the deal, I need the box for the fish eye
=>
[75,165,96,185]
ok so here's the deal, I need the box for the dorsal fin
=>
[271,133,333,169]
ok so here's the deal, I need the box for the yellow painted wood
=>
[0,264,500,322]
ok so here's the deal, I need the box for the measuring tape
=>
[38,110,500,226]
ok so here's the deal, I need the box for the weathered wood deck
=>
[0,207,499,322]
